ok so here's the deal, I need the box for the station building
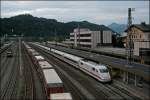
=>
[69,28,112,48]
[126,22,150,56]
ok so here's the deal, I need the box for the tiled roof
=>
[134,24,150,32]
[125,23,150,32]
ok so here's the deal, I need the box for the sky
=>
[1,1,149,25]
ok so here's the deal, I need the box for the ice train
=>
[32,43,112,82]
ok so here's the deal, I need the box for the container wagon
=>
[43,69,64,97]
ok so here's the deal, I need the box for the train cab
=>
[79,59,111,82]
[98,67,111,82]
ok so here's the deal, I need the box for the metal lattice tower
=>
[127,8,135,65]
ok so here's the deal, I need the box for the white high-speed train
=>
[32,43,112,82]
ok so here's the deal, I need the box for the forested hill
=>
[1,14,113,38]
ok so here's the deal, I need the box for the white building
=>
[69,28,112,48]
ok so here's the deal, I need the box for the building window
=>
[79,39,91,42]
[79,34,91,37]
[140,35,142,38]
[70,34,74,37]
[80,44,91,48]
[92,67,95,71]
[96,69,98,73]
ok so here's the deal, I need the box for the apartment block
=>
[69,28,112,48]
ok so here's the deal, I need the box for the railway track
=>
[0,49,9,66]
[0,45,13,76]
[0,57,11,81]
[22,43,47,100]
[31,45,107,100]
[0,43,20,100]
[31,44,142,100]
[22,43,35,99]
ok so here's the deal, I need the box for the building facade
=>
[126,22,150,56]
[69,28,112,48]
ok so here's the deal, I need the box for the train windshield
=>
[99,69,108,73]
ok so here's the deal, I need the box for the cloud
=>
[1,1,149,25]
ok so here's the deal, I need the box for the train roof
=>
[34,43,50,50]
[81,59,107,69]
[52,49,65,55]
[26,46,31,49]
[34,55,45,60]
[50,93,72,100]
[63,53,83,62]
[43,69,63,87]
[32,52,39,56]
[38,61,53,69]
[25,44,31,49]
[28,48,35,52]
[52,48,83,62]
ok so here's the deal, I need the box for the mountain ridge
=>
[108,22,127,34]
[1,14,114,38]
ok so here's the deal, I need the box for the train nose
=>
[101,73,111,80]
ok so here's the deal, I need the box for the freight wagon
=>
[43,69,64,97]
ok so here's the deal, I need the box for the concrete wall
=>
[103,31,112,44]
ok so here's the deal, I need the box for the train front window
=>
[80,62,83,65]
[99,69,108,73]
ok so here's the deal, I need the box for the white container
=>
[34,55,45,61]
[43,69,63,88]
[38,61,53,69]
[50,93,73,100]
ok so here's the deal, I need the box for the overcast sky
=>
[1,1,149,25]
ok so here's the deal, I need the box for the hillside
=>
[1,14,113,39]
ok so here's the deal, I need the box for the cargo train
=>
[23,42,66,99]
